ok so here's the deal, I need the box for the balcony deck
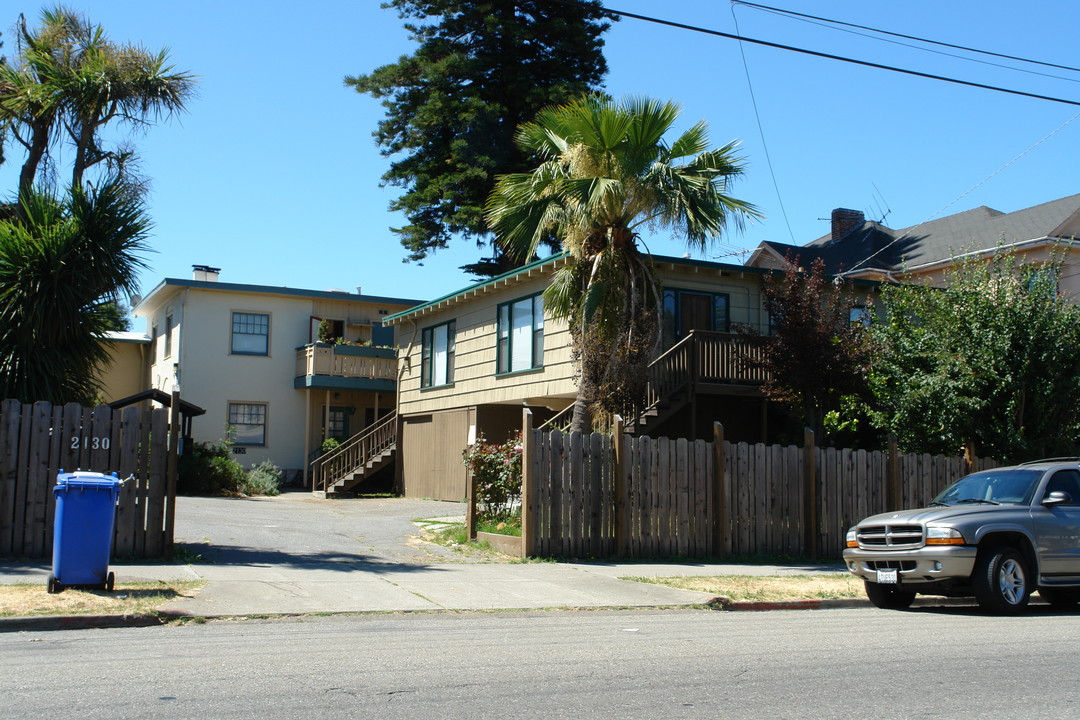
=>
[294,343,398,391]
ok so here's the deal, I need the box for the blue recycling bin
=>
[49,471,123,594]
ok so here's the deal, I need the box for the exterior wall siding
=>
[401,408,473,501]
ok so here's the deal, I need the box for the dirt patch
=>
[627,574,864,602]
[0,581,204,618]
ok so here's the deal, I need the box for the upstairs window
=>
[421,320,456,388]
[231,312,269,355]
[497,294,544,374]
[849,306,872,327]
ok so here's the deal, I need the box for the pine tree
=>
[347,0,611,276]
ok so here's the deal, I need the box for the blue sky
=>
[3,1,1078,329]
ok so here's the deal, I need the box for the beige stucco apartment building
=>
[102,266,419,482]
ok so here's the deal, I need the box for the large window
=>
[497,294,544,374]
[662,289,729,342]
[231,312,269,355]
[228,402,267,446]
[421,320,456,388]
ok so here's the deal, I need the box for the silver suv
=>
[843,459,1080,614]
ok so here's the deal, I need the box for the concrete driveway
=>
[174,490,468,568]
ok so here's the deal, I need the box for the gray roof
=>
[759,194,1080,274]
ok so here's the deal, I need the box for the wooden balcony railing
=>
[295,343,398,381]
[644,331,770,409]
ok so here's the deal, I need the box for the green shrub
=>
[321,437,341,453]
[178,441,247,496]
[243,460,283,496]
[462,432,522,522]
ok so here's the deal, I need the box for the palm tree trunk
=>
[569,393,592,434]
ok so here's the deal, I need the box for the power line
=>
[843,110,1080,274]
[735,2,1080,85]
[546,0,1080,107]
[729,1,795,244]
[731,1,1080,75]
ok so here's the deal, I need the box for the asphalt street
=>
[4,607,1080,719]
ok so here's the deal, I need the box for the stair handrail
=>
[538,403,574,431]
[311,410,397,493]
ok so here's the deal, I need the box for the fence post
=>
[521,408,535,557]
[963,440,977,476]
[803,427,818,558]
[164,391,181,558]
[713,422,727,557]
[612,415,626,558]
[887,434,902,511]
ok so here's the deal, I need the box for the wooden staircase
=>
[311,411,396,497]
[627,331,769,436]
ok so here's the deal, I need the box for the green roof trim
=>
[382,252,567,324]
[382,250,882,326]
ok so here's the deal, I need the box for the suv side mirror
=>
[1043,490,1073,506]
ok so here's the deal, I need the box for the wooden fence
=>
[0,399,179,560]
[519,411,996,560]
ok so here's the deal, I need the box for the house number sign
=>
[70,436,111,450]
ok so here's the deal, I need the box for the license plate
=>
[876,568,899,584]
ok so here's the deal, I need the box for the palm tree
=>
[487,95,759,432]
[0,179,150,404]
[0,6,195,202]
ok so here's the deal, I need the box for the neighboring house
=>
[98,331,152,403]
[382,253,860,501]
[747,195,1080,297]
[122,266,420,483]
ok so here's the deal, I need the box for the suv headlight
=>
[925,526,965,545]
[845,528,857,548]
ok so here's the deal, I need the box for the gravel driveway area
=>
[173,491,467,567]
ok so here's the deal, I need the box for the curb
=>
[707,596,871,611]
[0,612,171,633]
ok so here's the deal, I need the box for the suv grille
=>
[856,524,924,549]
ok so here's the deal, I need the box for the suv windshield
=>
[932,469,1042,506]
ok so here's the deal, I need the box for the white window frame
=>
[231,311,270,356]
[228,402,267,446]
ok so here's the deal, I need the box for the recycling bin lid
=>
[55,471,121,489]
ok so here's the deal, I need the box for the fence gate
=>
[0,400,179,560]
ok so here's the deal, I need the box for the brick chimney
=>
[831,208,865,242]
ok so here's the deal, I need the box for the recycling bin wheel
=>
[104,572,115,592]
[47,573,62,594]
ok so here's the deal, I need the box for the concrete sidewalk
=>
[0,557,848,623]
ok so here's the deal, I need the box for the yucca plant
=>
[0,179,149,404]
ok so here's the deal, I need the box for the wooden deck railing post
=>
[521,409,535,557]
[803,427,818,558]
[612,415,627,557]
[713,422,727,556]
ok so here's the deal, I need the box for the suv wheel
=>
[864,581,916,609]
[973,546,1030,614]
